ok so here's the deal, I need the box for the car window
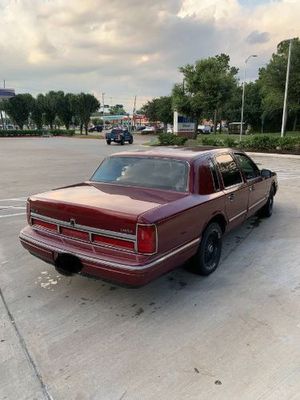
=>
[234,153,260,180]
[209,159,220,191]
[215,154,242,188]
[91,156,189,192]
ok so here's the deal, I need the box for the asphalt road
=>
[1,137,300,400]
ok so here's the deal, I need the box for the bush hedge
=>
[0,129,75,137]
[158,133,188,146]
[199,134,300,153]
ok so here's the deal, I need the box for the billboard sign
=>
[0,88,15,99]
[173,111,195,136]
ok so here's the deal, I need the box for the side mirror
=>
[261,169,272,179]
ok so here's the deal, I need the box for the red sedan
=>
[20,148,278,286]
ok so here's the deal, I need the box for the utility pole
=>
[2,80,6,129]
[240,54,257,142]
[132,95,136,130]
[101,92,105,116]
[281,39,293,137]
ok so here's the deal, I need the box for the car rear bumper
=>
[19,227,199,286]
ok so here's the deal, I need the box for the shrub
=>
[50,129,75,136]
[222,136,237,147]
[0,129,75,137]
[0,129,42,137]
[201,136,221,146]
[158,133,188,146]
[196,134,300,153]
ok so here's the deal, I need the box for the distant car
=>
[20,147,278,286]
[228,122,246,135]
[88,125,103,133]
[136,125,146,131]
[197,125,212,134]
[105,128,133,145]
[141,126,156,133]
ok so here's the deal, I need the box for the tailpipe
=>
[55,253,83,276]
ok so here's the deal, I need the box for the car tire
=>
[106,140,111,145]
[128,137,133,144]
[189,222,222,276]
[259,186,274,218]
[120,137,125,145]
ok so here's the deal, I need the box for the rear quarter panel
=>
[140,193,226,256]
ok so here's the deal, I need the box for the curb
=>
[246,151,300,160]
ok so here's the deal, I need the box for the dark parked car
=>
[88,125,103,132]
[228,122,246,134]
[20,148,277,286]
[105,128,133,145]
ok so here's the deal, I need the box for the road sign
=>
[0,88,15,99]
[173,111,195,136]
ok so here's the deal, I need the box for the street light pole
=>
[281,39,292,137]
[240,54,257,142]
[101,92,105,116]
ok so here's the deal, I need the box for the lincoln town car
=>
[19,148,278,286]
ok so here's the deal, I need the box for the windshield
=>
[91,156,189,192]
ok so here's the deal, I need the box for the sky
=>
[0,0,299,111]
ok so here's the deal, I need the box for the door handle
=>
[228,193,235,201]
[249,185,255,192]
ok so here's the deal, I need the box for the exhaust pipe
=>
[55,253,83,276]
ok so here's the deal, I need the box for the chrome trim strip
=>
[30,212,136,241]
[248,197,266,211]
[20,232,200,271]
[228,209,247,222]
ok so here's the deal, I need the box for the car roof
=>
[110,147,239,161]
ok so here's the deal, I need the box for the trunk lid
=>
[29,182,187,234]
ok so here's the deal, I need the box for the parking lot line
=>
[0,206,26,210]
[0,197,27,202]
[0,212,26,218]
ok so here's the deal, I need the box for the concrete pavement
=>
[0,137,300,400]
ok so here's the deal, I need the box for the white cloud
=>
[0,0,299,110]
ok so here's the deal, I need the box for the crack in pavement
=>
[0,287,54,400]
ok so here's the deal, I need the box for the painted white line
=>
[0,197,27,202]
[0,206,26,210]
[0,213,26,218]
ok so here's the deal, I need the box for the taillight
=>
[137,224,157,254]
[32,218,57,231]
[93,234,135,250]
[60,227,89,241]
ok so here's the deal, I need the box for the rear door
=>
[234,153,268,216]
[215,153,249,229]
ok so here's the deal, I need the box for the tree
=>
[172,83,202,134]
[140,99,159,122]
[141,96,173,130]
[56,93,74,130]
[3,94,34,129]
[259,38,300,131]
[109,104,126,115]
[223,81,263,132]
[155,97,173,130]
[40,91,63,129]
[174,54,239,133]
[31,95,44,129]
[72,93,100,135]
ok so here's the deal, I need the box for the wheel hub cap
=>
[207,243,214,253]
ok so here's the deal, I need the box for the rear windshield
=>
[91,156,189,192]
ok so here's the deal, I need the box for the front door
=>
[234,153,268,216]
[215,153,249,229]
